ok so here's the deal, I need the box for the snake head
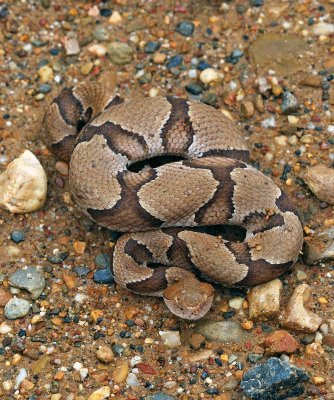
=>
[163,278,214,320]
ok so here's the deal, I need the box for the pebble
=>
[96,346,114,363]
[55,161,69,176]
[185,83,203,95]
[153,52,167,64]
[108,11,122,24]
[312,22,334,36]
[146,394,175,400]
[304,227,334,264]
[281,284,322,333]
[38,65,53,82]
[95,253,111,268]
[159,330,181,347]
[108,42,133,66]
[189,333,205,349]
[0,322,12,334]
[0,150,47,214]
[112,360,129,383]
[87,386,110,400]
[264,330,299,354]
[88,44,107,57]
[240,100,255,119]
[241,357,309,400]
[9,266,45,299]
[228,297,244,309]
[304,164,334,205]
[93,26,109,42]
[64,38,80,56]
[10,230,25,243]
[81,62,94,76]
[4,297,30,319]
[175,21,195,37]
[144,41,160,54]
[93,268,114,284]
[166,55,183,69]
[126,372,140,387]
[281,92,299,114]
[194,320,246,343]
[199,68,221,85]
[188,349,214,362]
[248,279,282,320]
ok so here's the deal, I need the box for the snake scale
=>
[45,82,304,320]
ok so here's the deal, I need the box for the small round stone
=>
[176,21,195,37]
[4,298,30,320]
[10,230,25,243]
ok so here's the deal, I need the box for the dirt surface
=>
[0,1,334,399]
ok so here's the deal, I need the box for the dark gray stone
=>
[175,21,194,37]
[241,357,309,400]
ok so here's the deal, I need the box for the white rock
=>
[64,38,80,56]
[229,297,244,309]
[159,330,181,348]
[199,68,221,85]
[0,150,47,214]
[15,368,27,389]
[312,22,334,36]
[126,372,140,387]
[87,386,110,400]
[73,361,83,371]
[88,44,107,57]
[0,322,12,334]
[281,283,322,333]
[80,368,89,380]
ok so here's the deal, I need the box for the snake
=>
[44,81,304,320]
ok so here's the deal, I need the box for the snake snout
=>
[163,279,214,320]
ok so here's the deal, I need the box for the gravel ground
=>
[0,1,334,399]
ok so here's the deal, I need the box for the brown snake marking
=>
[44,81,304,320]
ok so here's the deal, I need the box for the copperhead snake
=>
[45,82,304,320]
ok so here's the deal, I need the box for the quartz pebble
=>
[159,330,181,347]
[248,279,282,320]
[304,165,334,205]
[281,92,299,114]
[9,266,45,299]
[199,68,221,85]
[312,22,334,36]
[0,150,47,214]
[4,297,30,319]
[281,284,322,333]
[64,38,80,56]
[87,386,110,400]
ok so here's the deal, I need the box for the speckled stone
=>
[108,42,133,65]
[194,320,247,343]
[4,298,30,319]
[9,266,45,299]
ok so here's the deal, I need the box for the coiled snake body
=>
[45,82,303,320]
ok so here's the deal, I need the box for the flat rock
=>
[248,279,282,320]
[304,227,334,265]
[9,266,45,299]
[248,34,309,75]
[303,164,334,205]
[4,297,30,319]
[241,357,309,400]
[194,320,247,343]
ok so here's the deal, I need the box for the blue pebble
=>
[166,55,183,69]
[175,21,195,37]
[145,394,175,400]
[95,253,110,268]
[38,84,51,93]
[93,268,114,284]
[112,344,124,355]
[144,41,160,54]
[36,59,49,69]
[241,357,309,400]
[185,83,203,95]
[10,230,25,243]
[197,60,211,71]
[232,49,244,58]
[100,8,112,17]
[49,48,59,56]
[250,0,264,6]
